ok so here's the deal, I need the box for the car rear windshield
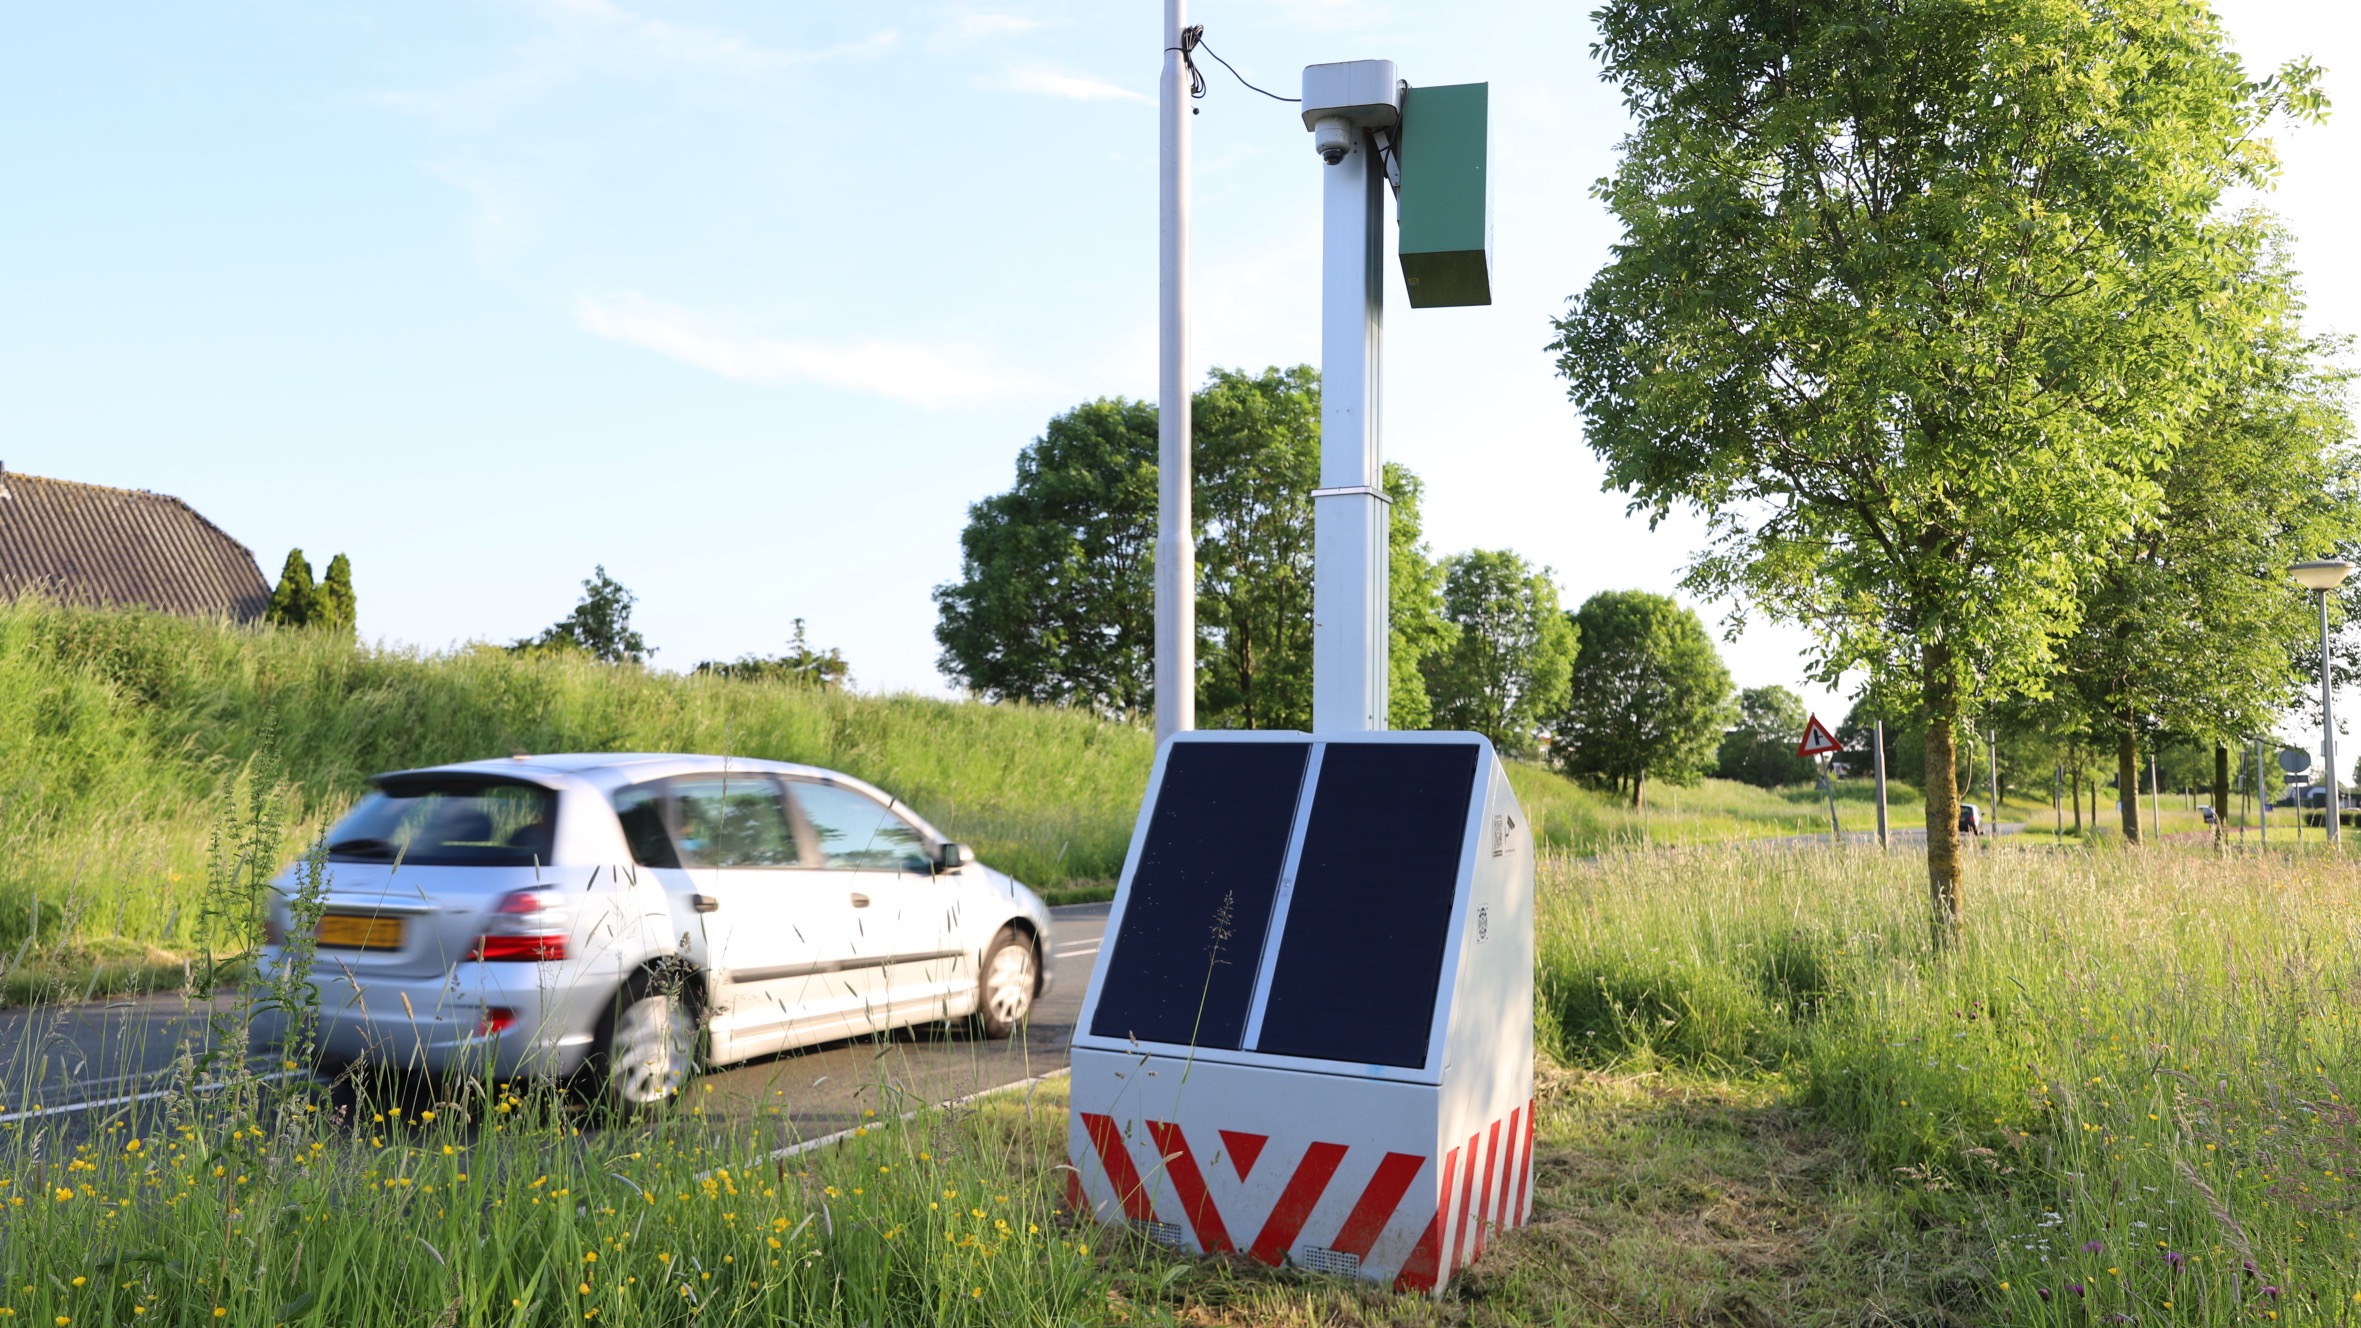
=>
[326,778,558,867]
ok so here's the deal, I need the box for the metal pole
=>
[1989,725,2000,826]
[1872,719,1890,851]
[1310,100,1389,733]
[1153,0,1196,747]
[1824,758,1841,842]
[2324,588,2340,847]
[2259,735,2269,845]
[2148,750,2161,842]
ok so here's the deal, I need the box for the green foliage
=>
[1422,550,1576,757]
[696,619,851,690]
[933,397,1159,717]
[1385,462,1454,730]
[264,549,315,628]
[932,370,1450,729]
[1552,590,1734,804]
[314,553,356,639]
[2053,230,2359,763]
[1716,684,1820,789]
[1554,0,2321,925]
[517,565,652,664]
[1193,366,1318,729]
[0,600,1151,958]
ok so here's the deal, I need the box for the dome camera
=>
[1312,116,1354,165]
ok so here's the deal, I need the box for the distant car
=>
[2199,805,2218,826]
[1958,803,1983,836]
[252,754,1055,1112]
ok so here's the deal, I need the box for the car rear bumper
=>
[248,954,611,1082]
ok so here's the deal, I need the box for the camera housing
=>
[1312,116,1354,165]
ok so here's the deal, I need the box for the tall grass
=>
[1539,840,2361,1321]
[0,600,1151,963]
[1506,762,1928,852]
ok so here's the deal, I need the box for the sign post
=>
[1872,719,1890,851]
[1798,716,1842,846]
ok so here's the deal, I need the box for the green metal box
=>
[1396,83,1491,308]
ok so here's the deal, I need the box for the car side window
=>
[669,776,801,868]
[613,784,681,869]
[791,782,931,872]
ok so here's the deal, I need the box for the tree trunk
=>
[2213,742,2231,850]
[1631,769,1646,810]
[2117,714,2141,845]
[1923,643,1964,949]
[2071,756,2084,835]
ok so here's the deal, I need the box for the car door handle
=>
[850,893,871,909]
[691,894,720,914]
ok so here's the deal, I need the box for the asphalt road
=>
[0,903,1107,1141]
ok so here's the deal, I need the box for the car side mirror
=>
[936,842,970,870]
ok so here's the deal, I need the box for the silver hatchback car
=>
[252,753,1055,1110]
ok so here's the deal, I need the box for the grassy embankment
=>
[4,599,1947,998]
[0,601,1151,995]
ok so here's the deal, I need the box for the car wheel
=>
[973,928,1037,1039]
[591,972,699,1115]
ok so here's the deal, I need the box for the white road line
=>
[755,1068,1072,1166]
[1056,943,1101,956]
[0,1070,304,1125]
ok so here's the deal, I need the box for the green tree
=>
[315,553,357,640]
[517,566,651,664]
[1422,551,1576,756]
[1716,685,1819,789]
[2050,232,2359,844]
[265,549,315,628]
[1195,367,1318,730]
[1552,0,2321,941]
[1553,590,1734,805]
[695,619,851,689]
[1386,463,1455,730]
[934,371,1451,728]
[933,397,1160,717]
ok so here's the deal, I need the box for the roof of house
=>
[0,469,270,622]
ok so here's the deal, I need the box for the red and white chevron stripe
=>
[1070,1096,1535,1291]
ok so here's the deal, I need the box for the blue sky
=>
[5,1,2355,738]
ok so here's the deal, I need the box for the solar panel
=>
[1088,741,1311,1049]
[1253,742,1479,1068]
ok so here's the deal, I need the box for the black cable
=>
[1165,25,1206,100]
[1199,38,1312,103]
[1164,26,1300,105]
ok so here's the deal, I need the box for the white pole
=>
[1310,111,1389,733]
[1873,719,1890,851]
[1154,0,1195,746]
[2324,589,2340,847]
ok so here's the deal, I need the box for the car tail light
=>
[466,890,570,962]
[475,1006,517,1036]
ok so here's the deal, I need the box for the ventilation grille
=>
[1129,1219,1184,1248]
[1296,1245,1363,1278]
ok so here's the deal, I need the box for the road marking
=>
[1,1069,303,1125]
[1057,942,1102,956]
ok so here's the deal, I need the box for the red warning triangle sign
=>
[1797,714,1841,757]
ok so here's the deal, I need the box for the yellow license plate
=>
[316,914,406,951]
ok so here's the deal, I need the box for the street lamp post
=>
[2290,559,2357,847]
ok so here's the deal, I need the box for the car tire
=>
[973,927,1037,1040]
[587,970,699,1116]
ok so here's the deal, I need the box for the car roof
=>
[369,754,950,841]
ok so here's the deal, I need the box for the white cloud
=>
[936,13,1046,46]
[573,293,1039,408]
[985,65,1152,105]
[377,1,895,124]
